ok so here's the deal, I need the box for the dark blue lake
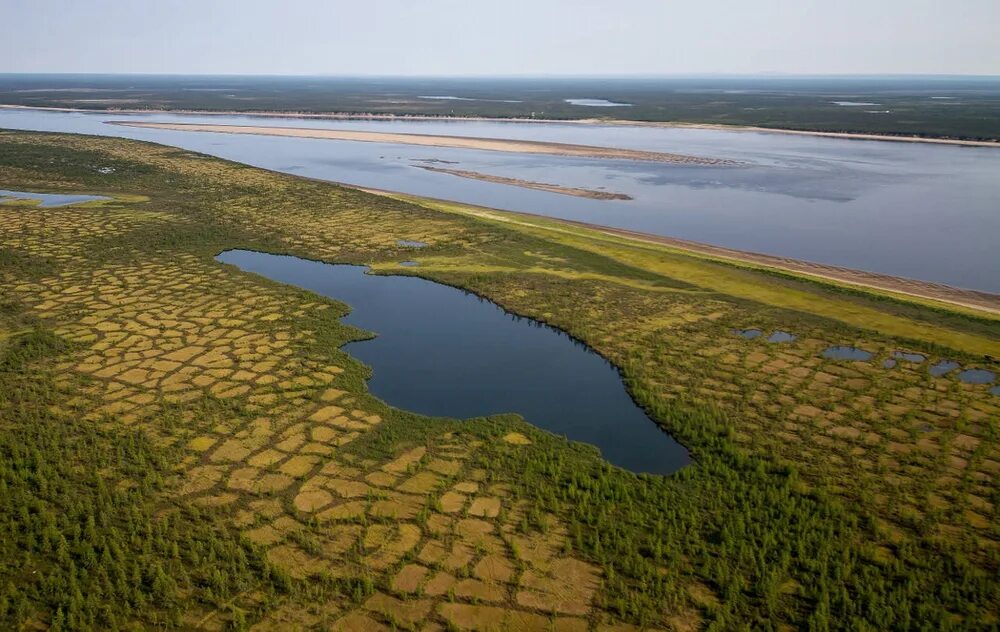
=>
[216,249,690,475]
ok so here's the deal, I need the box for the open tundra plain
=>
[0,130,998,630]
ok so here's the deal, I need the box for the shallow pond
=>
[930,360,960,377]
[823,346,873,361]
[892,351,926,363]
[397,240,428,248]
[957,369,995,384]
[564,99,633,107]
[734,328,762,339]
[216,250,690,475]
[0,189,108,207]
[767,331,796,343]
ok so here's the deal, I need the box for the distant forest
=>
[2,74,999,140]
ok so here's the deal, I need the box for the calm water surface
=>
[217,249,690,475]
[2,108,999,291]
[0,188,109,207]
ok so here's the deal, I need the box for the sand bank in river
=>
[108,121,736,165]
[4,105,996,147]
[414,165,632,200]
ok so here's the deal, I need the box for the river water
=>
[2,107,998,292]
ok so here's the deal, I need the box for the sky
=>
[3,0,999,76]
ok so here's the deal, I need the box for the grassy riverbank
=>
[1,130,997,630]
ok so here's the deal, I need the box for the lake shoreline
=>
[3,103,998,147]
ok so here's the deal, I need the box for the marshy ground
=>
[0,130,997,630]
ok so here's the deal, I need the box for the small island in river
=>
[414,165,634,200]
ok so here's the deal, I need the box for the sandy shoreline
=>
[413,165,632,200]
[360,188,1000,316]
[109,121,736,165]
[3,103,998,147]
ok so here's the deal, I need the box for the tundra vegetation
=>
[0,130,997,631]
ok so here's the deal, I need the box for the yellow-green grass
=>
[400,194,1000,356]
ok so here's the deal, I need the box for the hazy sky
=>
[3,0,999,76]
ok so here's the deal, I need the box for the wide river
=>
[2,108,998,292]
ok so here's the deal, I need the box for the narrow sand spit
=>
[108,121,737,165]
[414,165,633,200]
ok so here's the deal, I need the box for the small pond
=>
[991,386,1000,397]
[217,250,690,475]
[564,98,633,107]
[767,331,796,343]
[930,360,960,377]
[397,240,428,248]
[957,369,995,384]
[734,328,762,339]
[0,189,109,208]
[892,351,926,363]
[823,346,873,361]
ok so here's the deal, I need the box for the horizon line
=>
[2,72,999,80]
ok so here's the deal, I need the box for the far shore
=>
[3,103,998,148]
[108,121,736,165]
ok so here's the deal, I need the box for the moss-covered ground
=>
[0,130,997,630]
